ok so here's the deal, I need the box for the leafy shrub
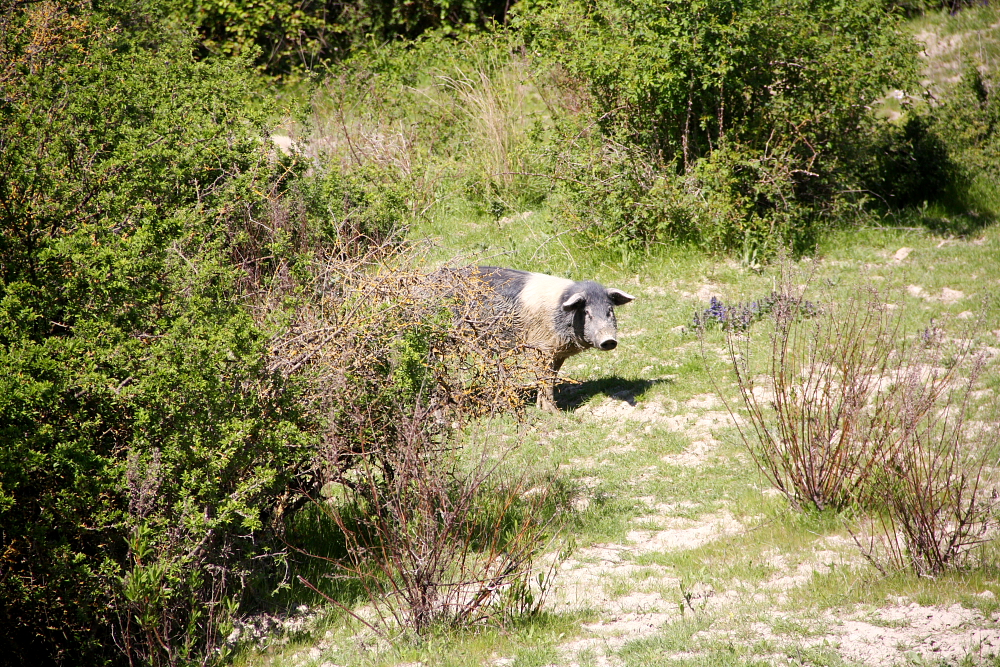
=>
[168,0,512,74]
[923,64,1000,219]
[864,115,955,210]
[0,2,317,664]
[861,21,1000,228]
[293,164,412,253]
[256,236,558,636]
[264,250,540,476]
[517,0,918,255]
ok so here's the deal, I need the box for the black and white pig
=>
[475,267,636,412]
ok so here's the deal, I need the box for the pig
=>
[475,267,636,412]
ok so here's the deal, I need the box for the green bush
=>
[860,61,1000,231]
[863,115,954,210]
[168,0,511,75]
[294,164,411,252]
[0,2,317,664]
[925,65,1000,217]
[516,0,918,255]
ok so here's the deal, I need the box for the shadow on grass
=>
[907,206,996,237]
[555,376,674,411]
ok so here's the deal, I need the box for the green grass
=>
[237,217,1000,665]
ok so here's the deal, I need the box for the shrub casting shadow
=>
[555,376,673,411]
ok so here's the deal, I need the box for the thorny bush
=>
[853,351,1000,576]
[722,268,1000,573]
[300,414,564,637]
[255,239,563,636]
[260,248,544,482]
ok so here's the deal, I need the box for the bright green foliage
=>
[516,0,918,255]
[294,164,411,251]
[168,0,511,74]
[924,65,1000,219]
[0,2,315,664]
[522,0,913,167]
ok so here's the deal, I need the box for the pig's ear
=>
[562,293,586,311]
[607,289,636,306]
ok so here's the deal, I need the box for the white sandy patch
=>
[626,512,745,553]
[549,543,678,616]
[581,610,676,643]
[634,497,701,514]
[270,134,299,154]
[906,284,965,304]
[557,637,625,667]
[765,550,851,590]
[685,393,722,409]
[642,285,668,297]
[579,391,739,466]
[680,283,724,302]
[577,396,667,422]
[660,439,719,467]
[941,287,965,304]
[828,603,1000,666]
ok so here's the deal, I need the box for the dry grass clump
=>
[724,268,999,574]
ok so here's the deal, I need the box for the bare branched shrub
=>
[726,279,921,510]
[725,268,1000,574]
[299,413,562,636]
[853,353,1000,576]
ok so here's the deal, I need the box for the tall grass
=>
[299,36,549,219]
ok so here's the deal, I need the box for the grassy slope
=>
[236,210,1000,667]
[235,9,1000,667]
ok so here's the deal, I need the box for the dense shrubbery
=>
[923,65,1000,219]
[515,0,918,256]
[167,0,511,74]
[150,0,995,257]
[262,251,559,638]
[0,2,322,664]
[3,0,998,662]
[858,39,1000,234]
[274,0,997,259]
[0,4,550,663]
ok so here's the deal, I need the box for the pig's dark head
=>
[561,281,636,351]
